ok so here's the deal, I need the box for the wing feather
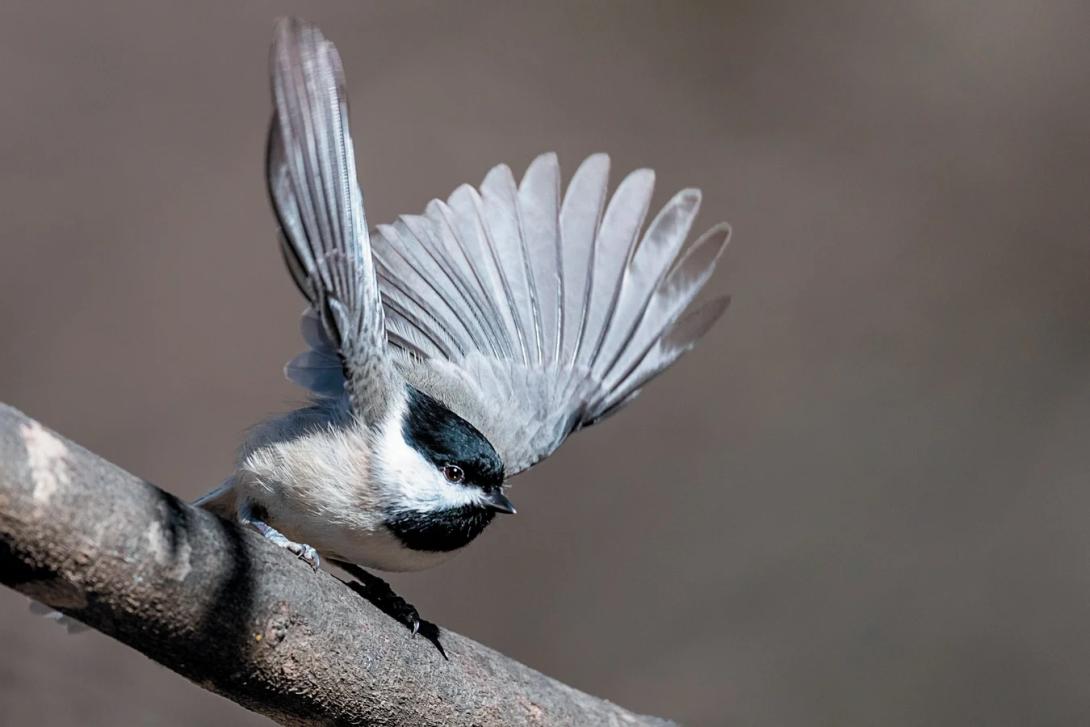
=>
[430,198,514,358]
[269,20,730,474]
[609,295,732,409]
[269,18,396,424]
[596,295,731,422]
[574,168,655,370]
[374,227,469,357]
[602,222,731,394]
[409,205,500,354]
[446,185,522,358]
[593,188,702,380]
[559,154,610,364]
[518,153,563,364]
[379,156,730,474]
[479,164,539,363]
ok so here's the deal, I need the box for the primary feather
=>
[269,17,394,426]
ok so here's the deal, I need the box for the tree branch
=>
[0,404,673,726]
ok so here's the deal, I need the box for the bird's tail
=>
[191,476,239,517]
[27,600,90,634]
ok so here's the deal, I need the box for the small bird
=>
[195,18,731,621]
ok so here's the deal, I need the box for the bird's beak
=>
[484,490,517,514]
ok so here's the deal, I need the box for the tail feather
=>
[191,477,238,518]
[28,600,90,634]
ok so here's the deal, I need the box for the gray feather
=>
[28,600,90,635]
[601,222,731,396]
[444,185,522,358]
[404,209,496,353]
[592,188,702,380]
[374,251,462,358]
[479,164,539,363]
[381,217,475,354]
[267,20,729,474]
[372,154,729,475]
[558,154,610,364]
[269,18,396,422]
[285,350,345,397]
[574,168,655,370]
[429,198,513,358]
[607,295,731,414]
[518,153,563,364]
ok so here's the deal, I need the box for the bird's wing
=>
[376,153,731,475]
[269,18,397,426]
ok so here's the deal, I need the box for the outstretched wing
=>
[268,18,396,426]
[375,153,731,475]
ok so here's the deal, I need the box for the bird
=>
[193,17,731,631]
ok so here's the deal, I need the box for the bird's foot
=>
[333,560,446,657]
[238,502,321,571]
[283,541,321,571]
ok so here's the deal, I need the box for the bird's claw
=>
[334,561,445,656]
[382,596,421,637]
[239,502,322,572]
[288,542,321,571]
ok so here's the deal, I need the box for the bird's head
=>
[372,386,513,552]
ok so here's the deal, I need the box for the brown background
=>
[3,1,1090,725]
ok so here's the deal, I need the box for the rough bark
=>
[0,404,673,726]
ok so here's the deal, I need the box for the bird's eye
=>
[442,464,465,484]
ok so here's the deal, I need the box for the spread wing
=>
[375,153,731,475]
[268,18,396,426]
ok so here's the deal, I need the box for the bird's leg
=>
[238,501,321,571]
[332,560,445,656]
[334,560,421,634]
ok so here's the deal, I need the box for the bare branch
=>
[0,404,673,726]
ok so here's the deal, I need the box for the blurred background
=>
[2,1,1089,725]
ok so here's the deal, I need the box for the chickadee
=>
[196,18,730,598]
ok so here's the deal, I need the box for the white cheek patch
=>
[372,401,486,513]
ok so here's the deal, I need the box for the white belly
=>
[235,407,478,572]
